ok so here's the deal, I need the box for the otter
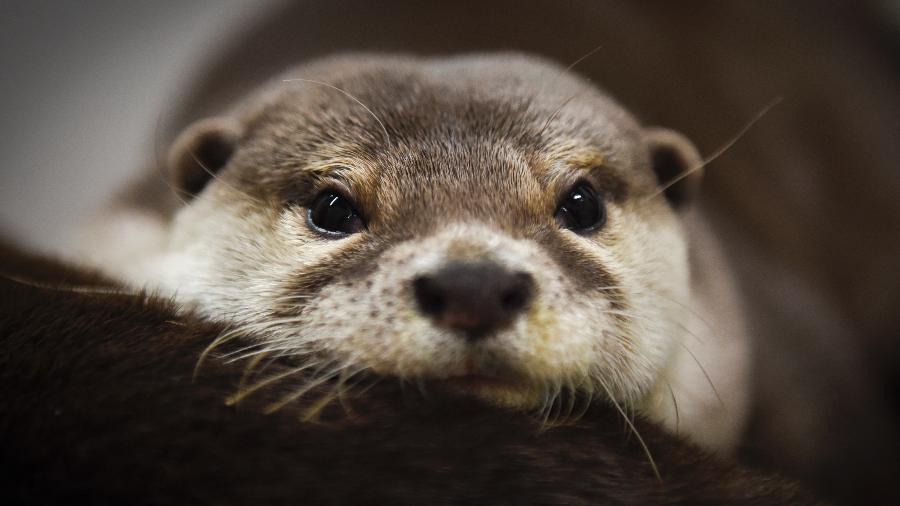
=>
[76,53,751,453]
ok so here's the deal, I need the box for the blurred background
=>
[1,1,898,504]
[0,0,276,251]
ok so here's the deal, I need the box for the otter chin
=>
[426,353,550,409]
[76,52,751,454]
[437,379,543,410]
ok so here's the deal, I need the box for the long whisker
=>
[678,341,725,408]
[570,381,595,422]
[642,290,711,344]
[598,377,661,481]
[594,286,715,344]
[237,351,273,394]
[194,324,250,379]
[602,304,707,347]
[536,92,579,140]
[216,325,312,361]
[226,361,324,406]
[263,367,345,415]
[282,78,391,145]
[301,364,368,422]
[223,337,325,363]
[334,368,378,417]
[645,96,783,202]
[187,150,264,203]
[226,347,297,364]
[559,44,605,78]
[540,43,603,97]
[534,43,605,141]
[664,379,680,434]
[539,380,564,429]
[0,273,136,296]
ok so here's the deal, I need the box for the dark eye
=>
[555,183,606,232]
[307,191,365,236]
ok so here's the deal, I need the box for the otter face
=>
[158,54,703,412]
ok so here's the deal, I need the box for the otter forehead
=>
[246,53,643,147]
[225,53,656,236]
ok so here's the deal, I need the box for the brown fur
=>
[0,243,818,505]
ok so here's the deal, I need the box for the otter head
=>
[161,53,703,413]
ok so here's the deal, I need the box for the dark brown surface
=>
[0,244,818,505]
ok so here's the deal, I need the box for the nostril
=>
[500,272,534,312]
[413,276,445,316]
[500,288,525,312]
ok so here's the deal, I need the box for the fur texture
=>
[0,244,815,505]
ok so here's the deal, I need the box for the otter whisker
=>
[645,96,783,203]
[664,379,680,434]
[335,369,381,417]
[187,149,264,204]
[218,338,283,362]
[223,337,326,363]
[561,379,578,423]
[301,364,369,422]
[237,351,274,394]
[678,341,725,408]
[226,348,299,364]
[226,360,324,407]
[271,293,314,301]
[237,354,290,400]
[602,308,703,349]
[598,377,661,481]
[546,388,563,428]
[535,43,604,138]
[602,306,709,352]
[208,314,320,363]
[643,290,720,344]
[225,343,304,364]
[559,44,604,80]
[219,331,315,362]
[536,92,580,140]
[263,366,345,415]
[282,78,391,145]
[197,327,278,367]
[538,380,564,429]
[194,325,249,379]
[0,273,137,296]
[575,381,596,421]
[540,43,604,97]
[411,376,431,401]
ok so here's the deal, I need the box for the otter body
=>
[78,53,751,453]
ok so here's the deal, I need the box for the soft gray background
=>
[0,1,279,253]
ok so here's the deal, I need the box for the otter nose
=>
[412,261,535,340]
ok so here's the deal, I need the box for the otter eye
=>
[555,183,606,232]
[307,191,365,236]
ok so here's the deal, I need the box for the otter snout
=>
[412,261,534,340]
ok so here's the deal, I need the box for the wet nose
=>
[412,261,535,340]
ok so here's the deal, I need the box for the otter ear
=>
[167,117,243,197]
[643,127,703,209]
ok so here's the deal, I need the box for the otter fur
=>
[0,243,815,505]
